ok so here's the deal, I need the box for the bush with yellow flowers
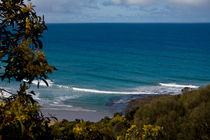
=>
[49,84,210,140]
[124,125,140,140]
[0,0,55,139]
[0,84,51,139]
[141,125,165,140]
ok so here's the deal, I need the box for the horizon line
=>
[46,22,210,24]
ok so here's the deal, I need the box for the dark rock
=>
[181,87,193,93]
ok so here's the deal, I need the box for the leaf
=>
[41,78,49,87]
[30,90,36,95]
[19,120,25,136]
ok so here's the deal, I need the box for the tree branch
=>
[0,88,14,96]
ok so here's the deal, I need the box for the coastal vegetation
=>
[49,85,210,140]
[0,0,210,139]
[0,0,55,139]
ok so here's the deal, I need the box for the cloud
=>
[31,0,99,13]
[28,0,210,23]
[168,0,210,5]
[104,0,210,6]
[103,0,155,6]
[111,0,122,4]
[126,0,153,4]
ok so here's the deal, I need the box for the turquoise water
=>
[1,23,210,114]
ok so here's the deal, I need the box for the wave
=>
[32,92,41,101]
[55,95,81,102]
[110,83,200,105]
[23,79,54,87]
[42,107,97,112]
[72,82,199,95]
[54,84,71,89]
[32,79,54,87]
[0,87,12,98]
[0,87,41,100]
[49,104,73,108]
[159,83,199,88]
[28,79,199,95]
[28,79,154,95]
[72,87,154,95]
[41,95,96,112]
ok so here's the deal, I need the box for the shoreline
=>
[125,94,168,113]
[41,87,194,122]
[41,94,166,122]
[41,108,113,122]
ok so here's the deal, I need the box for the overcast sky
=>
[31,0,210,23]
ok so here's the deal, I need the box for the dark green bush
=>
[134,85,210,140]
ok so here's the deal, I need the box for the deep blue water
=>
[1,23,210,114]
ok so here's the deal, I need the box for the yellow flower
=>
[73,124,83,135]
[0,103,6,107]
[21,3,34,13]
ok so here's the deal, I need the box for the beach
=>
[41,108,113,122]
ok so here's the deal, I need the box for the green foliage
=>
[51,85,210,140]
[140,125,165,140]
[123,125,140,140]
[50,114,165,140]
[50,119,111,140]
[134,85,210,140]
[50,86,209,140]
[49,115,127,140]
[2,40,54,84]
[0,85,51,139]
[0,0,55,84]
[117,124,165,140]
[0,0,55,139]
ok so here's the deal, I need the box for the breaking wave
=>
[159,83,199,88]
[29,79,199,95]
[72,87,153,95]
[23,79,54,87]
[0,87,12,98]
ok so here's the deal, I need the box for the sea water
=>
[1,23,210,114]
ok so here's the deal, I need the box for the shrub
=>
[133,85,210,140]
[0,85,51,139]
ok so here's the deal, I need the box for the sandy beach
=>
[41,108,113,122]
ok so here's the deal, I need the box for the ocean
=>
[1,23,210,115]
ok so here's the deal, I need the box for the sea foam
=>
[159,83,199,88]
[0,87,12,98]
[28,79,199,95]
[72,87,154,95]
[29,79,154,94]
[23,79,54,87]
[32,79,54,87]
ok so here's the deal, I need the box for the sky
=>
[30,0,210,23]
